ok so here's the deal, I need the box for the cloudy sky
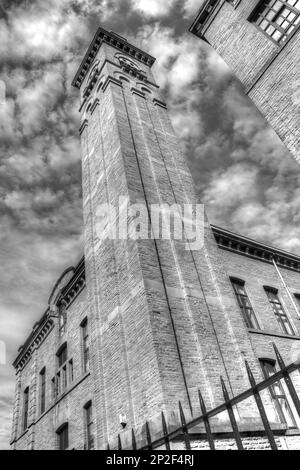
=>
[0,0,299,450]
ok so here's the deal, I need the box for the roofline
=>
[13,256,85,369]
[72,27,156,90]
[212,225,300,269]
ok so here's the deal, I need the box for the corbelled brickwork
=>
[190,0,300,163]
[11,29,300,450]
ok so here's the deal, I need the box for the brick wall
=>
[12,289,91,450]
[194,0,300,161]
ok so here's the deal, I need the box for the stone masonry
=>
[190,0,300,163]
[10,29,300,450]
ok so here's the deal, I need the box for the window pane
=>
[23,388,29,430]
[260,360,296,428]
[251,0,300,43]
[58,425,69,450]
[231,280,260,329]
[40,368,46,414]
[265,289,294,335]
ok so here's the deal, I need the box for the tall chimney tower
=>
[72,28,261,447]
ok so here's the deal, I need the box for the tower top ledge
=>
[72,27,156,89]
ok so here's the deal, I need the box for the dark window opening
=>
[58,304,67,336]
[81,319,90,373]
[260,359,297,428]
[264,287,295,335]
[23,387,29,431]
[84,401,95,450]
[230,278,260,329]
[40,368,46,415]
[57,423,69,450]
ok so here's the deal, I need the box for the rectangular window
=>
[85,401,95,450]
[265,288,294,335]
[81,319,90,373]
[51,377,56,399]
[57,424,69,450]
[57,344,68,368]
[69,359,74,383]
[40,368,46,414]
[54,344,72,398]
[231,279,260,329]
[260,360,296,428]
[23,387,29,431]
[251,0,300,45]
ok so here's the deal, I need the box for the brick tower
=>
[72,28,264,447]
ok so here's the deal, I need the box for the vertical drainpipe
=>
[272,257,300,319]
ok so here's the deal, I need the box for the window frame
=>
[260,358,297,428]
[230,277,261,330]
[84,401,95,450]
[23,387,29,431]
[81,318,90,374]
[249,0,300,45]
[53,343,73,399]
[58,303,67,336]
[57,423,69,450]
[264,286,295,336]
[40,367,46,415]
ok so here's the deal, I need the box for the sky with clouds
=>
[0,0,299,450]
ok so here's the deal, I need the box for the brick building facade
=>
[190,0,300,163]
[10,29,300,450]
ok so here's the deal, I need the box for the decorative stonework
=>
[212,225,300,273]
[14,258,86,371]
[14,224,300,372]
[72,28,156,90]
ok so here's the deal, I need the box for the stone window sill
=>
[248,328,300,340]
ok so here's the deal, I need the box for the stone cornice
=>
[13,227,300,370]
[212,225,300,273]
[189,0,222,37]
[13,257,86,370]
[72,27,156,90]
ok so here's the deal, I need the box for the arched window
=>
[88,60,100,81]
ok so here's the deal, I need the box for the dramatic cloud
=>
[0,0,299,450]
[132,0,175,18]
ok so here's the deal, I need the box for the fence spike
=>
[118,434,122,450]
[107,443,110,451]
[132,429,137,450]
[272,343,300,419]
[198,390,215,450]
[179,401,191,450]
[146,421,153,450]
[220,377,244,450]
[161,411,171,450]
[245,361,278,450]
